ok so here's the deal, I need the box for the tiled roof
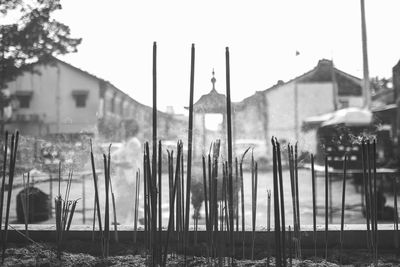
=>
[263,59,362,96]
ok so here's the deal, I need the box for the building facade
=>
[4,57,184,142]
[235,59,364,161]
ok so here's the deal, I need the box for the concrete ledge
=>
[5,224,399,250]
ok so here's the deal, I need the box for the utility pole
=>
[360,0,371,109]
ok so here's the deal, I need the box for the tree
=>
[0,0,81,133]
[0,0,81,86]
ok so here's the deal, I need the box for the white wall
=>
[6,62,101,135]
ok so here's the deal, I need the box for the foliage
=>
[370,76,392,95]
[0,0,81,89]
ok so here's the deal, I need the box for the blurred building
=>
[372,61,399,164]
[3,57,185,142]
[193,59,364,163]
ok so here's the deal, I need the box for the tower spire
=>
[211,69,216,91]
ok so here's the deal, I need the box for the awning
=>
[302,107,372,131]
[322,108,372,127]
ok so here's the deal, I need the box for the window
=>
[17,95,31,108]
[15,91,33,109]
[72,90,89,108]
[75,94,87,107]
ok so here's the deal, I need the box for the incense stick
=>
[183,44,195,262]
[271,137,282,266]
[311,154,317,259]
[340,155,347,265]
[0,131,8,234]
[276,139,286,266]
[2,131,18,263]
[324,155,328,260]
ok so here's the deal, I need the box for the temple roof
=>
[193,88,227,113]
[193,70,228,113]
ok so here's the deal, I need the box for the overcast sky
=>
[54,0,400,114]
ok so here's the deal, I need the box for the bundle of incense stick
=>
[361,139,379,264]
[144,141,161,265]
[89,139,104,257]
[275,138,286,265]
[1,131,19,264]
[55,168,79,260]
[288,143,300,259]
[163,141,182,266]
[271,137,282,266]
[103,149,110,258]
[225,46,235,262]
[202,155,209,246]
[208,140,220,258]
[239,147,250,259]
[251,150,259,261]
[106,152,119,244]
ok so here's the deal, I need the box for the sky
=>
[53,0,400,114]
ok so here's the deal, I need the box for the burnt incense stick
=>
[143,146,148,250]
[202,156,209,236]
[0,131,8,233]
[361,140,371,250]
[251,151,258,260]
[208,154,212,235]
[311,154,317,259]
[394,176,399,252]
[26,172,30,236]
[55,168,79,260]
[271,137,282,266]
[134,170,140,243]
[340,155,347,265]
[288,145,297,256]
[294,143,301,257]
[168,151,174,231]
[235,157,239,233]
[324,155,328,260]
[151,41,159,266]
[163,141,182,266]
[103,154,110,258]
[367,140,375,255]
[267,190,271,231]
[109,173,118,243]
[225,46,234,260]
[2,131,18,264]
[289,225,293,267]
[21,174,28,238]
[184,43,195,262]
[240,148,248,259]
[373,139,378,264]
[267,189,271,266]
[89,140,104,257]
[275,138,286,266]
[158,140,162,262]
